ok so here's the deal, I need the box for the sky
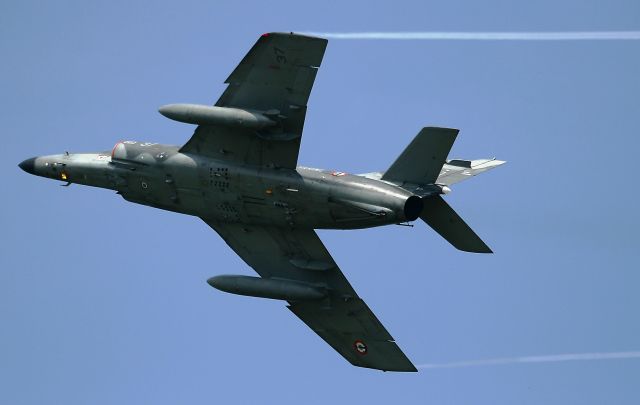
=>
[2,0,639,404]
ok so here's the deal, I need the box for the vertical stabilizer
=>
[420,195,492,253]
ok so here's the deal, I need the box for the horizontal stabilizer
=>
[420,195,492,253]
[382,127,458,184]
[436,158,506,186]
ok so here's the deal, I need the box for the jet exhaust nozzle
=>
[159,104,276,130]
[403,195,423,221]
[207,275,326,301]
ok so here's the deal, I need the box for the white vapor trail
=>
[416,351,640,370]
[302,31,640,40]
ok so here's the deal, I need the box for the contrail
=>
[416,351,640,370]
[302,31,640,40]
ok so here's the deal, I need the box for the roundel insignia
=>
[353,339,368,355]
[331,171,347,177]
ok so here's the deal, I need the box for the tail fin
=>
[381,127,458,184]
[382,127,499,253]
[420,195,492,253]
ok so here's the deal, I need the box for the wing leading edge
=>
[202,219,416,372]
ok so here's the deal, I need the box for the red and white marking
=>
[331,171,347,177]
[353,339,368,355]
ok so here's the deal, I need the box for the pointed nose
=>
[19,157,37,174]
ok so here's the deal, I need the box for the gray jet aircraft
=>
[19,32,504,372]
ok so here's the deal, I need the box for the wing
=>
[180,33,327,169]
[203,219,417,372]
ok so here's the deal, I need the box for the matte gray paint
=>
[18,32,504,373]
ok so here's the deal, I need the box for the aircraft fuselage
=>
[19,141,423,230]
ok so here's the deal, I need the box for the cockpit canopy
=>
[111,141,173,164]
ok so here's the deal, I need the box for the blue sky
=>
[2,1,639,404]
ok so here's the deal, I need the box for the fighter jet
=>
[19,32,504,372]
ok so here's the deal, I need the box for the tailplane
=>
[379,127,504,254]
[381,127,458,185]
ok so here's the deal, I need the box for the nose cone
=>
[19,157,37,175]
